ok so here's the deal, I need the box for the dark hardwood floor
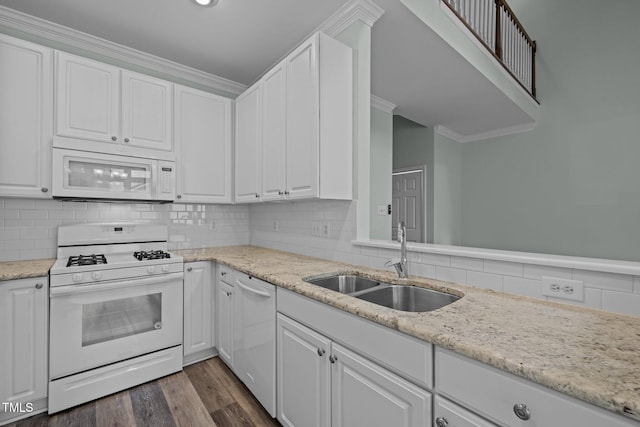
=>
[8,357,281,427]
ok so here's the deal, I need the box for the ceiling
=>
[0,0,535,139]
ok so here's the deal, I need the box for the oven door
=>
[49,272,183,380]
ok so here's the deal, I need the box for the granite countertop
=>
[178,245,640,422]
[0,258,55,281]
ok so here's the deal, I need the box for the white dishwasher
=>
[233,272,276,417]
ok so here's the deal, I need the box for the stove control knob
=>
[72,273,83,282]
[92,272,102,280]
[162,265,170,273]
[147,266,156,274]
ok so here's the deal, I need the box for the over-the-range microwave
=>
[52,148,175,202]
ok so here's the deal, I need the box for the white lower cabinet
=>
[216,265,234,368]
[276,313,431,427]
[183,261,215,365]
[435,347,638,427]
[0,277,49,424]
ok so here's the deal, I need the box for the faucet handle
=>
[385,258,401,268]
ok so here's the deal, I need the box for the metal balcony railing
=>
[443,0,536,98]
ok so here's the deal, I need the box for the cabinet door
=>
[261,60,287,201]
[217,280,234,367]
[331,343,431,427]
[277,314,331,427]
[55,51,119,144]
[0,278,48,414]
[175,85,232,203]
[286,35,319,199]
[234,82,262,203]
[183,262,213,358]
[121,70,172,152]
[0,35,52,198]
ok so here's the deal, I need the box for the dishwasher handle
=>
[235,279,273,298]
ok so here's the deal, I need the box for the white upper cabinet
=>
[285,32,353,200]
[261,60,287,201]
[55,51,174,160]
[0,34,53,198]
[234,82,262,203]
[121,70,172,152]
[174,85,232,203]
[234,32,353,203]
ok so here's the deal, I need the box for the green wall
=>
[459,0,640,261]
[370,107,393,240]
[392,115,434,243]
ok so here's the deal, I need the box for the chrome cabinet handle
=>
[317,348,325,357]
[255,193,259,198]
[124,138,130,143]
[187,267,192,272]
[226,291,232,297]
[176,194,182,199]
[41,187,48,193]
[111,136,117,141]
[513,403,531,420]
[435,417,448,427]
[329,355,337,364]
[284,190,290,195]
[35,283,43,289]
[278,191,283,195]
[221,271,227,276]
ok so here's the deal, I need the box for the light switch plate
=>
[541,276,584,302]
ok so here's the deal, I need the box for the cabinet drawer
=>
[436,348,637,427]
[434,396,497,427]
[218,264,234,284]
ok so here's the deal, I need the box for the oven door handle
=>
[49,272,183,297]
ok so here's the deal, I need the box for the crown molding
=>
[436,122,537,143]
[370,95,396,113]
[0,5,246,96]
[320,0,385,37]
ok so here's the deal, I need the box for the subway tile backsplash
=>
[0,197,638,317]
[0,197,249,261]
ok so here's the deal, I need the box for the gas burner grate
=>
[133,250,171,261]
[66,254,108,267]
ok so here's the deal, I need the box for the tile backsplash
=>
[1,197,638,317]
[0,198,249,261]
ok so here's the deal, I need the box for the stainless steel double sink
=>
[303,274,460,312]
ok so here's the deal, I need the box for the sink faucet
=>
[386,221,408,278]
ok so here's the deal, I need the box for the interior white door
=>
[121,70,172,152]
[261,60,288,201]
[0,34,52,198]
[392,169,424,242]
[277,313,331,427]
[55,51,120,144]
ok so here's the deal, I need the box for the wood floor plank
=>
[13,411,48,427]
[211,403,253,427]
[129,382,177,427]
[184,358,235,413]
[208,359,279,427]
[48,400,96,427]
[95,389,137,427]
[158,371,216,427]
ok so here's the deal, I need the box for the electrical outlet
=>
[377,205,387,216]
[210,221,217,231]
[541,276,584,302]
[310,222,319,236]
[272,220,279,232]
[322,223,331,238]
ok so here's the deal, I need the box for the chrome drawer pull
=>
[435,417,448,427]
[513,403,531,420]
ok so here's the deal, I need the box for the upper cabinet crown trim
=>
[319,0,385,36]
[0,5,246,97]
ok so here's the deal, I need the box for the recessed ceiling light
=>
[192,0,218,6]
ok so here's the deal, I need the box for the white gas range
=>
[48,223,184,413]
